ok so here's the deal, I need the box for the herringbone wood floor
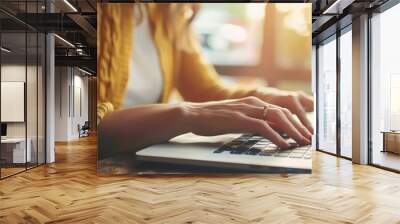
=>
[1,136,400,224]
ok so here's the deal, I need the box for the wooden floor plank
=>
[1,135,400,223]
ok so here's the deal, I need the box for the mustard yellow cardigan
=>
[97,4,255,122]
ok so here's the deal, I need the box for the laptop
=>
[136,131,312,174]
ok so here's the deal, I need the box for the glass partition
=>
[370,3,400,171]
[37,32,45,165]
[339,28,352,158]
[0,1,46,179]
[1,30,28,177]
[317,36,337,154]
[27,31,38,169]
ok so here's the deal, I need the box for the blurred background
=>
[192,3,312,94]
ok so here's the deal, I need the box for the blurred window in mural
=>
[273,4,311,71]
[264,4,311,88]
[193,3,266,65]
[193,3,311,90]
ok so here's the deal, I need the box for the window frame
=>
[314,21,353,161]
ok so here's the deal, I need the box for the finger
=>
[298,92,314,112]
[238,115,290,149]
[290,97,314,133]
[230,99,313,139]
[207,103,264,120]
[298,92,314,111]
[188,98,253,108]
[208,97,264,107]
[239,96,265,107]
[238,105,265,120]
[281,108,312,140]
[267,108,310,145]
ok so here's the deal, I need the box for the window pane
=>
[273,4,311,71]
[317,37,337,154]
[38,32,46,165]
[27,31,38,169]
[340,29,352,158]
[311,45,317,150]
[371,3,400,171]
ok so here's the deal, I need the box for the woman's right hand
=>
[181,96,312,149]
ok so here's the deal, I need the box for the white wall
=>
[55,66,69,141]
[54,67,89,141]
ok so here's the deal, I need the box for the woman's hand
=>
[254,89,314,133]
[182,96,312,149]
[99,97,312,158]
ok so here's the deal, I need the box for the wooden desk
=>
[382,131,400,154]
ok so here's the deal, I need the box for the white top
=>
[122,7,163,108]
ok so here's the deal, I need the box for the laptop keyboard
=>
[213,134,312,159]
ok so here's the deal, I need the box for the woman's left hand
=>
[254,89,314,133]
